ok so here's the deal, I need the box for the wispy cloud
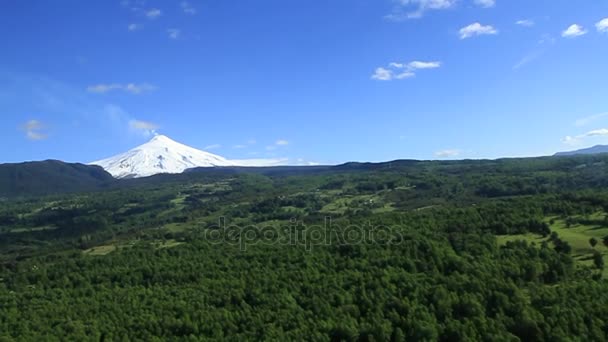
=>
[167,29,181,39]
[515,19,534,27]
[204,144,221,150]
[474,0,495,8]
[231,158,291,167]
[372,60,441,81]
[265,139,290,151]
[562,127,608,145]
[146,8,162,19]
[562,24,587,38]
[596,18,608,33]
[385,0,457,20]
[231,139,257,149]
[87,83,157,94]
[128,23,142,31]
[181,1,197,14]
[435,149,461,158]
[575,112,608,127]
[22,119,48,141]
[129,119,159,136]
[459,22,498,39]
[513,34,555,70]
[121,0,146,12]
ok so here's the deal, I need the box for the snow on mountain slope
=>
[90,135,291,178]
[91,135,236,178]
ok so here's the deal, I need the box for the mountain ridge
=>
[0,160,114,198]
[554,145,608,157]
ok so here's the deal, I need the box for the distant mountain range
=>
[4,139,608,198]
[91,135,288,179]
[554,145,608,157]
[4,150,608,198]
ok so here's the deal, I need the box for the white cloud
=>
[87,83,156,94]
[295,158,321,166]
[385,0,457,20]
[146,8,162,19]
[516,19,534,27]
[204,144,221,150]
[129,119,159,136]
[459,22,498,39]
[596,18,608,33]
[372,60,441,81]
[181,1,197,14]
[233,144,247,149]
[435,149,461,158]
[586,128,608,137]
[128,23,142,31]
[474,0,495,8]
[408,61,442,69]
[562,24,587,38]
[266,145,277,151]
[167,28,181,39]
[371,67,394,81]
[22,119,48,141]
[575,112,608,127]
[395,71,416,79]
[562,127,608,145]
[247,139,257,145]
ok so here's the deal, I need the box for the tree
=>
[593,251,604,270]
[590,237,598,248]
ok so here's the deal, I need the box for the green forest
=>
[1,155,608,341]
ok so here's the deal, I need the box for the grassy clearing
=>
[155,239,185,249]
[187,181,232,193]
[321,194,394,215]
[6,226,57,234]
[83,244,117,256]
[281,206,307,214]
[546,215,608,272]
[497,213,608,274]
[496,233,545,246]
[164,222,190,233]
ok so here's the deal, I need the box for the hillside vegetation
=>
[1,154,608,340]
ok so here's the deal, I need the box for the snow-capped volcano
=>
[91,135,237,178]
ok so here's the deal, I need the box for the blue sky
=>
[1,0,608,164]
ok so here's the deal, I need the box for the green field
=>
[498,213,608,271]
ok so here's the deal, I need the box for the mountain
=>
[554,145,608,157]
[91,135,236,179]
[0,160,114,198]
